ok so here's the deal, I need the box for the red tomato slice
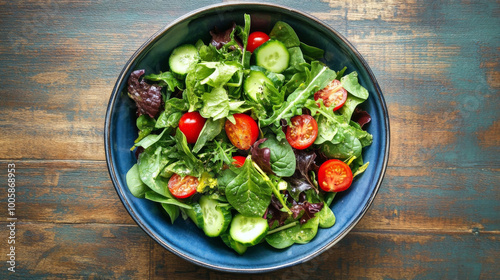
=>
[318,159,353,192]
[285,115,318,150]
[168,174,198,199]
[232,156,246,167]
[247,31,270,53]
[314,79,348,111]
[178,112,206,144]
[225,114,259,150]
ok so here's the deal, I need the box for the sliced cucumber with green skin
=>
[185,203,203,228]
[244,70,273,102]
[229,213,269,246]
[220,232,248,255]
[199,195,231,237]
[254,39,290,73]
[168,44,200,75]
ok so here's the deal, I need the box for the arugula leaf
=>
[225,157,272,217]
[144,71,183,92]
[172,128,204,177]
[200,87,230,120]
[260,61,336,127]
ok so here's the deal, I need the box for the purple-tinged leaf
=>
[352,107,371,129]
[127,69,163,118]
[251,138,274,175]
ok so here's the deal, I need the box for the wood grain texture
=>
[0,0,498,278]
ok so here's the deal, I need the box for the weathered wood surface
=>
[0,0,498,279]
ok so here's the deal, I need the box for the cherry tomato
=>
[232,156,246,167]
[225,114,259,150]
[168,174,199,199]
[314,79,348,111]
[318,159,353,192]
[285,115,318,150]
[247,31,270,53]
[178,112,206,144]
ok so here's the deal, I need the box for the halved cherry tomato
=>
[179,112,206,144]
[232,156,246,167]
[168,174,199,199]
[314,79,348,111]
[225,114,259,150]
[318,159,353,192]
[285,115,318,150]
[247,31,270,53]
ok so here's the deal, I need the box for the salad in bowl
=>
[124,14,373,254]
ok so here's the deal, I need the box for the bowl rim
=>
[104,1,390,273]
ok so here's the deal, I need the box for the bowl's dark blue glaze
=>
[105,2,389,273]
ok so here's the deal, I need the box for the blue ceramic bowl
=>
[105,2,389,273]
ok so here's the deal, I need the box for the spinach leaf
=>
[144,191,192,209]
[293,215,319,244]
[125,164,149,198]
[285,47,309,73]
[137,145,171,197]
[338,94,365,122]
[162,203,180,224]
[155,111,182,129]
[225,158,272,217]
[259,135,296,177]
[318,205,336,228]
[193,118,224,153]
[134,115,156,143]
[341,71,369,99]
[134,127,169,149]
[269,21,300,48]
[300,42,324,61]
[265,223,300,249]
[320,133,362,160]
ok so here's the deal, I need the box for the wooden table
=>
[1,0,498,279]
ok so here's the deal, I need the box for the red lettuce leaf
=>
[250,138,274,175]
[127,69,163,118]
[209,22,242,50]
[352,107,371,129]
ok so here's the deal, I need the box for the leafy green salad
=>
[125,14,373,254]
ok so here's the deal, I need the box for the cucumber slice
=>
[168,44,199,75]
[185,203,203,228]
[229,213,268,246]
[243,70,273,102]
[199,196,231,237]
[254,39,289,73]
[220,232,248,255]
